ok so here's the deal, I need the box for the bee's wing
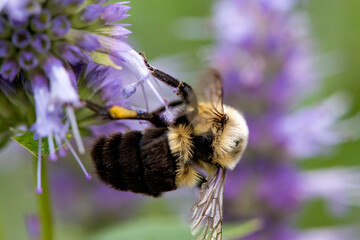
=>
[196,68,224,115]
[190,168,226,240]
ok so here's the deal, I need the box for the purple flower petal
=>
[51,15,71,37]
[67,30,101,51]
[81,4,103,23]
[43,57,79,106]
[30,73,65,138]
[0,59,20,81]
[11,29,32,48]
[2,0,30,22]
[59,44,87,65]
[30,9,52,31]
[101,2,131,24]
[32,34,51,53]
[77,33,101,51]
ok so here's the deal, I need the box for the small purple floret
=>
[81,4,103,23]
[77,33,100,51]
[51,16,71,37]
[31,9,52,31]
[19,51,39,70]
[1,59,19,81]
[60,44,84,64]
[32,34,51,53]
[12,29,32,48]
[101,2,131,24]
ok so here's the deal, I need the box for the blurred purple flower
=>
[297,226,360,240]
[301,168,360,215]
[212,0,347,238]
[0,1,153,194]
[276,94,349,158]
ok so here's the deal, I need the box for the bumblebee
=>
[86,53,249,239]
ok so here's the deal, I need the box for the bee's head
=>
[213,105,249,170]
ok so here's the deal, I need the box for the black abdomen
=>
[91,128,178,197]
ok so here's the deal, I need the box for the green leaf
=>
[89,217,261,240]
[12,132,71,158]
[89,216,192,240]
[223,219,262,239]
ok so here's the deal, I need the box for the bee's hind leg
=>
[175,162,206,189]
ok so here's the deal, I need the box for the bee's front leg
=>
[139,52,198,115]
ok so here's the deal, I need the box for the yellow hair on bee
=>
[175,163,202,187]
[212,105,249,170]
[168,124,193,161]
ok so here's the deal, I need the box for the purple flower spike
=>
[31,9,52,31]
[101,2,131,24]
[0,40,13,57]
[51,15,71,37]
[81,4,103,23]
[0,59,20,81]
[19,51,39,70]
[12,29,32,48]
[32,34,51,53]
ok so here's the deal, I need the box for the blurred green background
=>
[1,0,360,239]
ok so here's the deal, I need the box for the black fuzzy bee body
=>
[92,128,178,197]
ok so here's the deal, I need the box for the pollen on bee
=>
[109,106,137,119]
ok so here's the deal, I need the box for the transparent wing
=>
[196,68,224,115]
[190,168,226,240]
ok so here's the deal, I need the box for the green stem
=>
[34,157,54,240]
